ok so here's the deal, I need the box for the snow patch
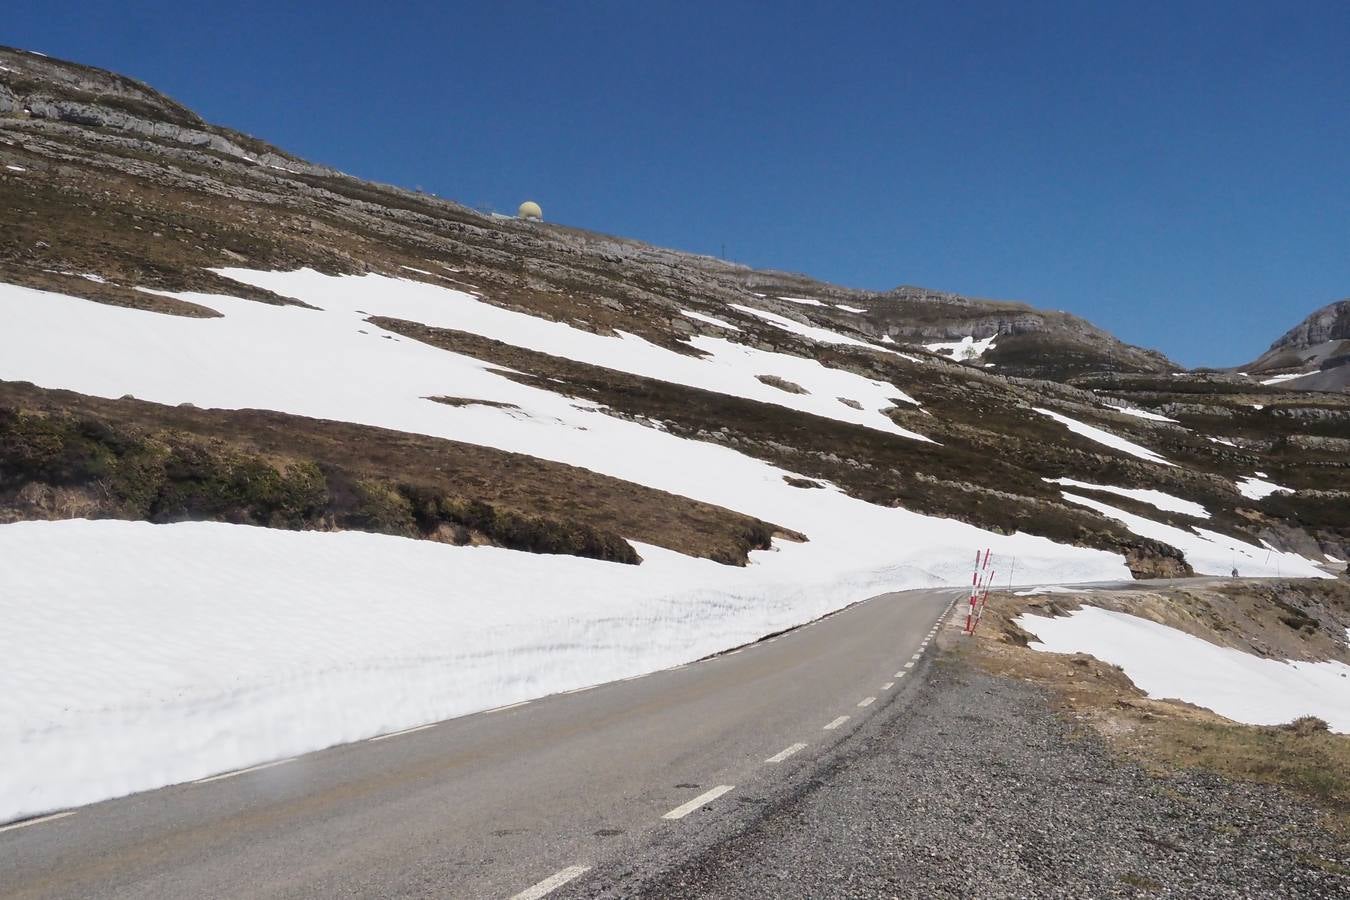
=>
[1032,408,1173,466]
[923,335,996,362]
[1044,478,1208,518]
[1059,492,1326,578]
[1017,606,1350,732]
[680,309,740,331]
[1105,404,1178,423]
[834,304,867,313]
[1260,372,1308,386]
[1236,475,1293,501]
[778,295,825,307]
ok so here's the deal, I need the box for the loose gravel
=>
[574,653,1350,898]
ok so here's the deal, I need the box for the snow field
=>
[0,272,930,466]
[1017,606,1350,732]
[0,270,1138,821]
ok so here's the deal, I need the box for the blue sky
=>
[9,1,1349,365]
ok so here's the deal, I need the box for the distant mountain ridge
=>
[1243,299,1350,392]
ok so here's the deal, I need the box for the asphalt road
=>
[0,585,964,900]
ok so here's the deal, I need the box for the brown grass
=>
[0,380,789,564]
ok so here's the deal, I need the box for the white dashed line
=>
[903,661,914,669]
[0,811,75,834]
[368,723,436,742]
[857,696,875,707]
[823,715,850,730]
[486,700,530,714]
[765,742,808,763]
[911,652,922,660]
[894,671,908,678]
[882,681,894,689]
[510,865,592,899]
[193,758,295,784]
[662,785,734,820]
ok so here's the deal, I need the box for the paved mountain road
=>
[1,586,965,899]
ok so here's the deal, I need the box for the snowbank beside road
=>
[0,518,1128,823]
[1017,606,1350,732]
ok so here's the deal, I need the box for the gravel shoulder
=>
[573,637,1350,899]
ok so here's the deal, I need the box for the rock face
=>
[858,286,1174,380]
[1243,300,1350,391]
[1266,300,1350,352]
[0,45,334,176]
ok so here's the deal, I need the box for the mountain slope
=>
[2,46,1348,823]
[1241,299,1350,392]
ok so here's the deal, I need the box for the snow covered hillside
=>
[0,271,1138,822]
[2,47,1348,824]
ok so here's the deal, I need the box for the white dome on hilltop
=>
[518,201,542,220]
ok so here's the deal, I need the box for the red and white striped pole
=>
[965,549,993,634]
[965,548,991,634]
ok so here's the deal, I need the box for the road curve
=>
[0,586,962,899]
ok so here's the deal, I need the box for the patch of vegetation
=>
[0,383,787,564]
[0,409,328,528]
[1272,596,1319,633]
[1139,718,1350,825]
[756,374,807,394]
[352,480,640,563]
[427,396,520,410]
[0,406,641,561]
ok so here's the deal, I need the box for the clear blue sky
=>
[10,1,1350,366]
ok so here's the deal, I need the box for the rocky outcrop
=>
[0,45,336,177]
[1266,300,1350,353]
[1243,300,1350,390]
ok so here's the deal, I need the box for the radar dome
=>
[518,201,543,221]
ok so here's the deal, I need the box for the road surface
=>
[1,586,963,899]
